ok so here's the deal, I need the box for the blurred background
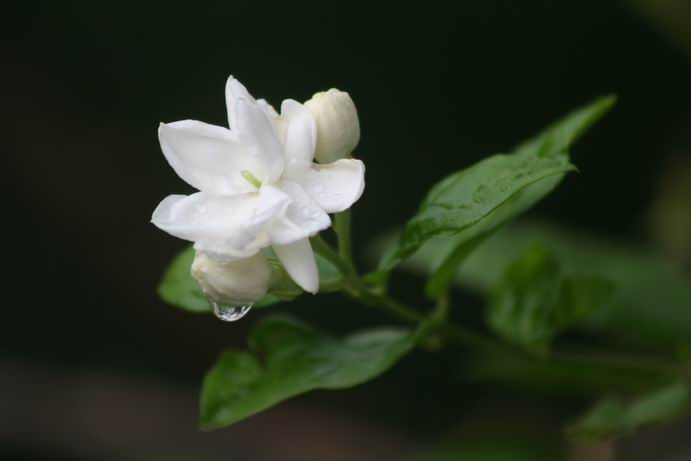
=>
[2,1,690,460]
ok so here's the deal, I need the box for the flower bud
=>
[191,251,270,306]
[304,88,360,163]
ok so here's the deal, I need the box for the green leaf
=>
[200,317,417,429]
[488,245,614,350]
[550,276,615,332]
[568,380,691,443]
[380,95,616,289]
[374,219,691,350]
[158,246,343,313]
[488,245,561,349]
[462,221,691,350]
[158,246,209,313]
[420,96,616,297]
[380,153,575,271]
[512,95,617,158]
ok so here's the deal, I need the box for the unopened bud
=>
[191,251,270,306]
[304,89,360,163]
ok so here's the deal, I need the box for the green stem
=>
[312,235,356,279]
[432,291,450,322]
[334,210,354,268]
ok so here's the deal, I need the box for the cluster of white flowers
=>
[152,77,364,313]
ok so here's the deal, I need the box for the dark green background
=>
[1,1,689,459]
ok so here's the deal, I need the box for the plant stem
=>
[312,235,356,278]
[334,210,354,267]
[432,291,450,322]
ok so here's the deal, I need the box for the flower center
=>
[241,170,262,189]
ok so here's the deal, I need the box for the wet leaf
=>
[200,317,416,429]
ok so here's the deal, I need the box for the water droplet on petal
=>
[312,184,325,195]
[332,193,344,200]
[211,302,252,322]
[194,204,208,214]
[311,210,321,218]
[290,158,297,164]
[301,206,310,217]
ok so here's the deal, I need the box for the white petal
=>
[232,184,292,249]
[235,98,286,183]
[257,98,279,118]
[151,192,258,242]
[273,238,319,293]
[191,186,291,260]
[292,159,365,213]
[194,238,265,261]
[158,121,260,195]
[281,99,317,174]
[152,191,268,259]
[258,98,288,146]
[225,76,256,134]
[266,181,331,246]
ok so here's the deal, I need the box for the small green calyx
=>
[241,170,262,189]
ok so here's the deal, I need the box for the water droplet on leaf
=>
[496,178,510,192]
[211,302,252,322]
[473,185,490,203]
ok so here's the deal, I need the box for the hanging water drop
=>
[211,302,252,322]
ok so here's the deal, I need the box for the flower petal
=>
[257,98,279,118]
[158,121,260,195]
[151,192,269,259]
[194,238,266,261]
[266,181,330,246]
[273,238,319,293]
[258,98,288,146]
[281,99,317,174]
[292,159,365,213]
[235,98,286,183]
[151,192,256,240]
[225,76,256,134]
[233,184,292,249]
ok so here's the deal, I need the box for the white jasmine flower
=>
[305,89,360,163]
[152,77,365,293]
